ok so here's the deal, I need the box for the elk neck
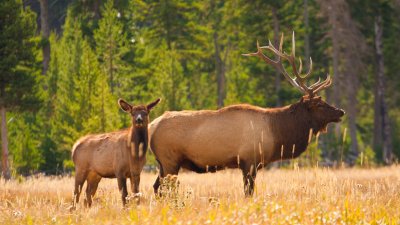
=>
[266,102,313,161]
[127,125,148,158]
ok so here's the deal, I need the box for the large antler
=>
[243,32,332,97]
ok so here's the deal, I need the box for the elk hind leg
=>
[153,160,164,195]
[241,163,257,197]
[73,169,88,207]
[85,172,101,207]
[154,163,180,196]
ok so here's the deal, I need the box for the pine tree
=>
[94,0,129,95]
[148,44,189,115]
[0,0,40,179]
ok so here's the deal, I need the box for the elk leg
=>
[153,176,161,195]
[153,162,164,194]
[73,169,88,206]
[130,174,140,194]
[85,172,101,207]
[117,177,128,206]
[241,163,257,197]
[130,174,141,204]
[154,163,180,196]
[90,176,102,197]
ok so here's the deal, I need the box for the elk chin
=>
[312,121,329,134]
[320,124,328,133]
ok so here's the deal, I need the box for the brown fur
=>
[72,98,160,207]
[149,96,344,196]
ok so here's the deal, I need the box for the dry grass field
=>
[1,166,400,224]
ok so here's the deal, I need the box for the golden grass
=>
[1,167,400,224]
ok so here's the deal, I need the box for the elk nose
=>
[136,115,143,123]
[339,109,345,116]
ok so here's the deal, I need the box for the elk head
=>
[243,32,345,134]
[118,98,161,128]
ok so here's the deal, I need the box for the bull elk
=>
[149,33,345,196]
[72,98,160,207]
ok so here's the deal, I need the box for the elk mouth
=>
[331,109,345,123]
[135,123,145,128]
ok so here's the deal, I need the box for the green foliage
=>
[148,44,190,115]
[94,0,130,95]
[8,114,43,175]
[38,9,122,173]
[0,0,41,110]
[3,0,400,174]
[0,0,42,175]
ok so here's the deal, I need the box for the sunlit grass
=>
[1,167,399,224]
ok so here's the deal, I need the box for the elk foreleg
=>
[241,163,257,197]
[130,174,141,204]
[117,177,128,206]
[130,174,140,193]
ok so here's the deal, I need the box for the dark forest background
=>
[1,0,400,177]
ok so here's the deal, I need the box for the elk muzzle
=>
[333,109,345,122]
[135,115,144,125]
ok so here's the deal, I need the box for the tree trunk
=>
[346,85,359,164]
[303,0,310,68]
[374,15,393,164]
[214,32,226,108]
[272,7,281,107]
[109,38,114,94]
[93,0,100,20]
[1,106,11,180]
[329,4,342,138]
[39,0,50,75]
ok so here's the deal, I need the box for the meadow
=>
[1,166,399,224]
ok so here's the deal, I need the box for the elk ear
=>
[147,98,161,111]
[118,98,132,112]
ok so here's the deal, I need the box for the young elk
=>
[72,98,160,207]
[149,33,344,196]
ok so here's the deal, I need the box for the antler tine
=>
[298,57,303,74]
[243,32,333,98]
[283,33,310,92]
[292,31,296,58]
[242,40,279,65]
[309,77,322,89]
[305,57,313,78]
[244,32,335,95]
[243,40,304,93]
[312,75,332,93]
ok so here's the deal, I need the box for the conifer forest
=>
[1,0,400,177]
